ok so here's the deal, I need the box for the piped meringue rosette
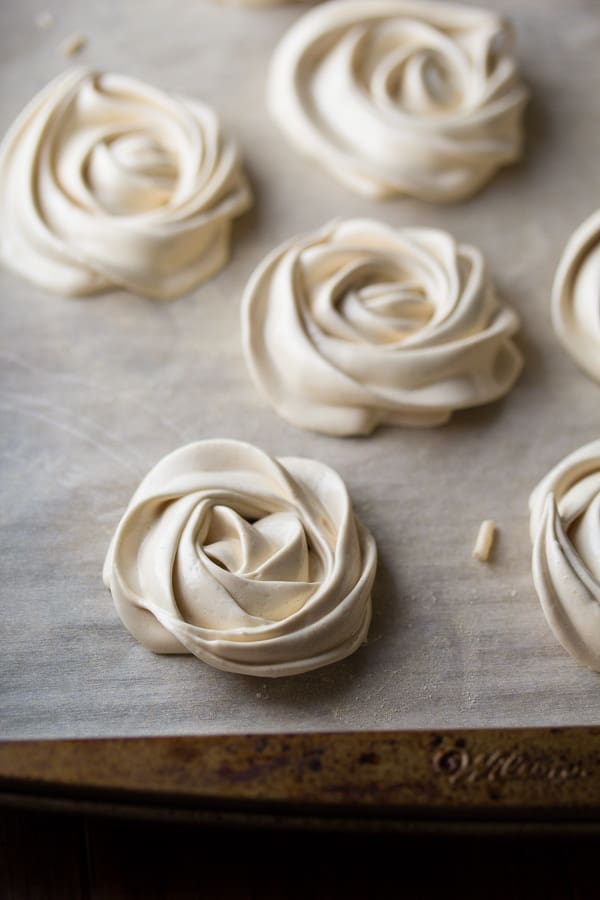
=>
[103,440,377,677]
[0,69,252,299]
[552,209,600,383]
[529,441,600,671]
[268,0,528,202]
[242,219,522,436]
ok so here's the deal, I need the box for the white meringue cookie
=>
[529,441,600,672]
[0,69,252,299]
[103,440,377,677]
[242,218,522,436]
[268,0,528,202]
[552,209,600,383]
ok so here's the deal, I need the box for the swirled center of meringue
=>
[298,232,468,348]
[307,257,435,345]
[351,23,468,116]
[85,133,178,215]
[202,506,316,583]
[318,15,510,128]
[137,494,332,629]
[48,75,202,219]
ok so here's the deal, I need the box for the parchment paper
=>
[1,0,600,739]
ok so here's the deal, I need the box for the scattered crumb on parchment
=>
[60,33,87,57]
[35,10,54,29]
[473,519,496,562]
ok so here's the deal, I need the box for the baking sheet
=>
[1,0,599,740]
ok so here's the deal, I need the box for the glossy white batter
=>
[552,209,600,383]
[103,440,377,677]
[0,69,252,299]
[242,218,523,435]
[268,0,528,202]
[530,440,600,671]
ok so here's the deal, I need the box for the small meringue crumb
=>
[35,10,54,29]
[60,33,87,57]
[473,519,496,562]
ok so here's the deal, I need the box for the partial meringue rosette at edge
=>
[242,219,523,436]
[103,440,377,676]
[552,209,600,383]
[529,441,600,672]
[268,0,528,202]
[0,69,252,299]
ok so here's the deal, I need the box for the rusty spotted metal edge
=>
[1,726,600,826]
